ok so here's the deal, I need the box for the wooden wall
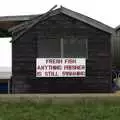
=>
[112,29,120,69]
[12,13,112,93]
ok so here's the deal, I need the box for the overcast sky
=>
[0,0,120,68]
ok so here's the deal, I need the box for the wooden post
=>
[61,38,64,58]
[8,79,10,94]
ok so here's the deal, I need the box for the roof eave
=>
[115,25,120,32]
[61,6,114,34]
[10,6,115,42]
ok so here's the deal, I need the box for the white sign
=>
[36,58,86,77]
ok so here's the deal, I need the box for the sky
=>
[0,0,120,68]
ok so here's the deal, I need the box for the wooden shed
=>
[9,6,114,93]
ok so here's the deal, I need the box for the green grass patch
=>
[0,98,120,120]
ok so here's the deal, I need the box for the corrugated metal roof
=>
[0,14,38,37]
[0,14,36,22]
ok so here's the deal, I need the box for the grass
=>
[0,98,120,120]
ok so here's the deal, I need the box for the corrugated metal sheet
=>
[0,72,11,79]
[0,67,11,79]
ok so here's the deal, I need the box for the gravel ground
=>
[0,93,119,103]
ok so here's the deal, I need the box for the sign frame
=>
[36,58,86,77]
